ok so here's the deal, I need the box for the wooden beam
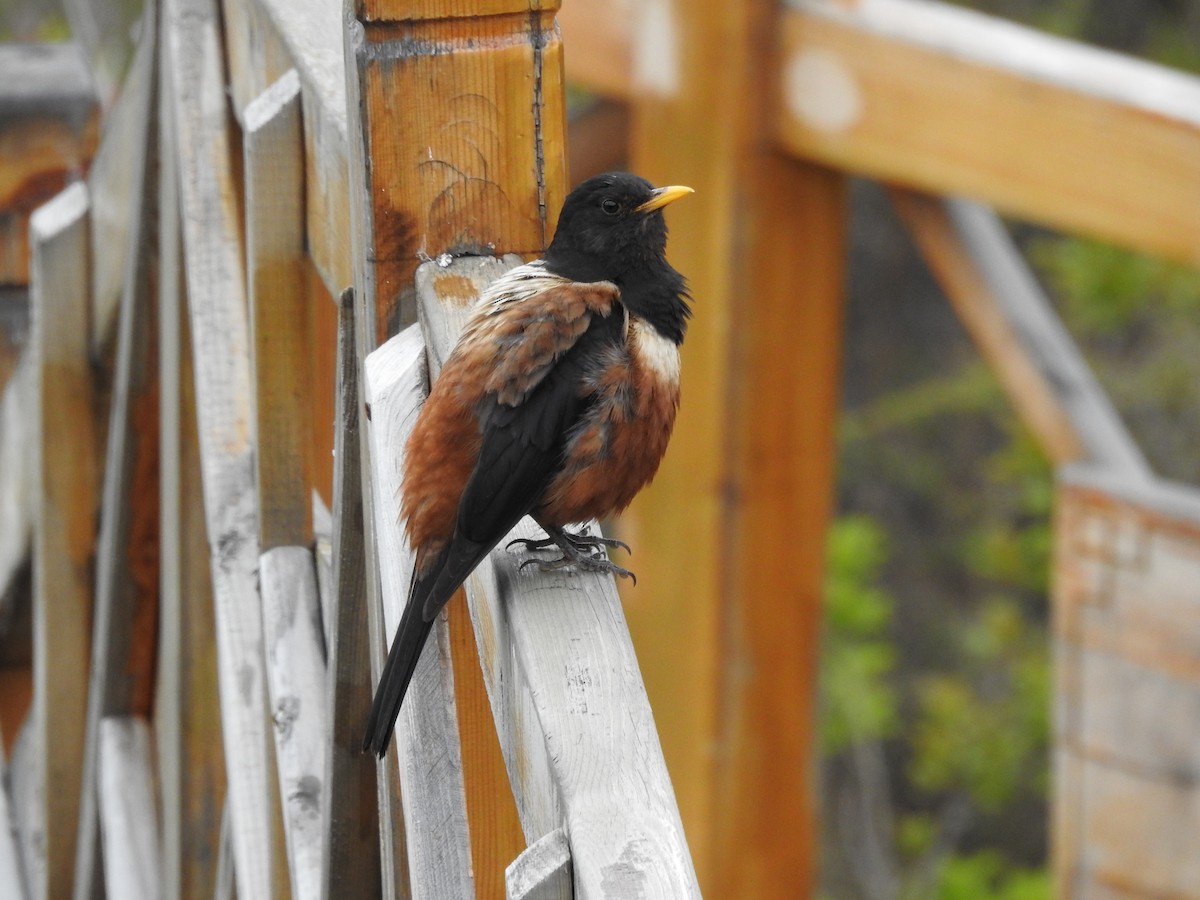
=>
[245,70,315,551]
[155,124,226,900]
[72,13,160,894]
[891,189,1150,475]
[30,182,98,900]
[163,0,289,893]
[627,0,847,895]
[362,327,474,900]
[776,0,1200,265]
[97,717,162,900]
[0,43,98,286]
[320,289,382,900]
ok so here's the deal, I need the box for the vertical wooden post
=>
[344,1,567,893]
[30,181,98,900]
[628,1,847,895]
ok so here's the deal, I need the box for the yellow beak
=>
[636,184,695,213]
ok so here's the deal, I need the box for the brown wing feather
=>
[401,277,621,571]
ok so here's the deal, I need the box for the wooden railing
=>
[2,0,1200,898]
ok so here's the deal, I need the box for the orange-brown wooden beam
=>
[623,1,848,896]
[344,2,569,895]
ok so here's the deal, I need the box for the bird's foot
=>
[509,525,636,584]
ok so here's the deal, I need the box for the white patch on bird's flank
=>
[785,48,862,134]
[632,319,680,384]
[634,0,680,98]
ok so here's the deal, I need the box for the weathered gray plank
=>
[1054,464,1200,897]
[320,289,382,900]
[97,717,160,900]
[0,725,28,900]
[260,546,328,900]
[0,352,33,613]
[86,4,157,354]
[163,0,286,893]
[363,325,474,900]
[154,59,225,900]
[893,190,1150,476]
[9,714,40,898]
[415,257,701,898]
[30,182,97,900]
[506,828,571,900]
[72,10,160,895]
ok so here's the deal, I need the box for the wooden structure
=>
[0,0,1198,898]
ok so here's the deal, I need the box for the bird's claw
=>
[517,553,637,584]
[508,527,631,557]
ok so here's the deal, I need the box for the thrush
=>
[363,172,693,756]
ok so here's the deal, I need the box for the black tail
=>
[362,592,436,756]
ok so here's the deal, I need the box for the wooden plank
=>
[162,0,288,894]
[59,0,142,109]
[221,0,352,294]
[505,828,570,900]
[320,289,381,900]
[415,258,701,898]
[343,0,567,344]
[260,547,328,900]
[891,189,1151,475]
[1053,465,1200,897]
[97,717,161,900]
[154,122,225,900]
[9,712,41,897]
[362,326,474,900]
[0,353,33,607]
[776,0,1200,265]
[0,43,98,212]
[71,13,160,894]
[0,722,28,900]
[558,0,631,100]
[626,0,847,894]
[29,182,97,900]
[86,8,157,354]
[245,70,315,550]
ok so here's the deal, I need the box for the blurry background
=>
[4,0,1200,896]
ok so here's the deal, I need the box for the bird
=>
[363,172,694,756]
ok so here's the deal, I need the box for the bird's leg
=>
[509,523,636,582]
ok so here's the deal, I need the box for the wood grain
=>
[1053,466,1200,897]
[245,71,315,550]
[98,717,161,900]
[627,0,847,894]
[363,326,474,900]
[155,134,226,900]
[776,0,1200,265]
[163,0,289,893]
[30,182,98,900]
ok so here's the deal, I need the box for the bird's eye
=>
[600,198,620,215]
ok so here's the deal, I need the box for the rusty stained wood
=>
[154,121,226,900]
[776,0,1200,265]
[245,70,315,551]
[0,43,98,287]
[29,182,98,900]
[343,0,567,345]
[97,717,161,900]
[162,0,289,894]
[362,326,474,900]
[320,289,382,900]
[622,0,847,896]
[71,11,161,894]
[414,258,700,899]
[1053,465,1200,897]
